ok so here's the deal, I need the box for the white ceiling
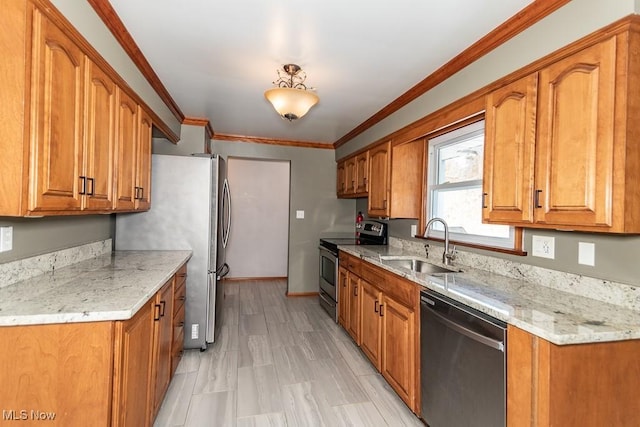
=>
[110,0,532,144]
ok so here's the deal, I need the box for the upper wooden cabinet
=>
[337,151,369,198]
[484,33,640,232]
[389,139,424,219]
[0,1,152,216]
[368,141,391,216]
[355,152,369,194]
[483,73,537,224]
[84,59,116,211]
[29,9,86,213]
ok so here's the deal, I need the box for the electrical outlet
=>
[578,242,595,266]
[0,226,13,252]
[191,324,199,339]
[296,210,304,219]
[532,235,555,259]
[410,224,417,237]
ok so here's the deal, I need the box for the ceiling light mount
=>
[264,63,319,121]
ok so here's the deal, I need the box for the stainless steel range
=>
[318,220,387,320]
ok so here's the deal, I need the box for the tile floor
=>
[153,279,424,427]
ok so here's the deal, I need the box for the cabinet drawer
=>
[383,274,417,308]
[174,277,186,315]
[361,261,386,287]
[340,252,362,276]
[173,303,185,346]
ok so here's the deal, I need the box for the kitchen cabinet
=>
[0,260,188,427]
[114,89,139,211]
[340,253,418,412]
[0,0,152,216]
[172,263,187,376]
[338,252,362,344]
[483,73,537,224]
[151,278,174,418]
[368,142,391,216]
[345,156,357,194]
[388,139,424,219]
[360,279,382,370]
[355,152,369,194]
[336,160,346,196]
[338,266,350,329]
[113,298,155,427]
[29,8,86,213]
[507,326,640,427]
[0,321,114,426]
[85,60,116,210]
[484,34,640,232]
[136,108,153,210]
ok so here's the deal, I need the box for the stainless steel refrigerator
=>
[115,153,230,350]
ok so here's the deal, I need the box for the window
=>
[426,120,515,249]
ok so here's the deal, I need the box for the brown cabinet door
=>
[347,274,361,344]
[360,280,382,370]
[29,11,84,212]
[381,295,415,408]
[389,139,424,219]
[152,279,174,418]
[368,142,391,216]
[345,156,356,194]
[336,160,346,196]
[136,107,152,210]
[355,152,369,194]
[84,60,115,211]
[483,73,537,224]
[534,37,616,228]
[113,300,154,427]
[338,266,349,329]
[114,89,138,210]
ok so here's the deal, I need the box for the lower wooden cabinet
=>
[507,326,640,427]
[151,279,174,418]
[113,298,155,427]
[339,252,418,412]
[0,261,188,427]
[360,279,383,370]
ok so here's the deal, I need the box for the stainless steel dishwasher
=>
[420,289,506,427]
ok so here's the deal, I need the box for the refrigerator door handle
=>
[222,178,231,248]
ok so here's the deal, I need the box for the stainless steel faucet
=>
[424,217,456,266]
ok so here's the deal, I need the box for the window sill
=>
[413,235,527,256]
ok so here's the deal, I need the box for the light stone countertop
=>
[339,244,640,345]
[0,250,192,326]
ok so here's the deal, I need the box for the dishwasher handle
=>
[422,300,505,352]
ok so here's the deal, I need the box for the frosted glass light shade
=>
[264,87,319,121]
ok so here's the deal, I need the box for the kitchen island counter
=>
[0,250,192,326]
[339,244,640,345]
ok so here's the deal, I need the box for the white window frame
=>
[426,120,516,250]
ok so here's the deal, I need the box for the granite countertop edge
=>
[338,245,640,346]
[0,250,192,327]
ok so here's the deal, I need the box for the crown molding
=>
[214,133,334,150]
[183,117,214,139]
[87,0,185,124]
[333,0,571,148]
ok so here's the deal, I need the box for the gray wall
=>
[0,216,112,264]
[196,139,356,294]
[343,0,640,287]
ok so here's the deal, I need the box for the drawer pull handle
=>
[379,304,384,317]
[178,296,186,301]
[374,300,379,313]
[160,300,166,317]
[178,321,184,327]
[154,304,161,321]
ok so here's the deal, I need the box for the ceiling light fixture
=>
[264,64,319,121]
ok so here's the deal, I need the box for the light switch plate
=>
[532,235,555,259]
[410,224,417,237]
[578,242,595,266]
[0,226,13,252]
[296,210,304,219]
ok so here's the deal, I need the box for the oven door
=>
[318,246,338,301]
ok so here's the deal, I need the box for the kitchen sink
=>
[379,256,460,275]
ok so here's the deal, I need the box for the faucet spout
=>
[424,217,455,266]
